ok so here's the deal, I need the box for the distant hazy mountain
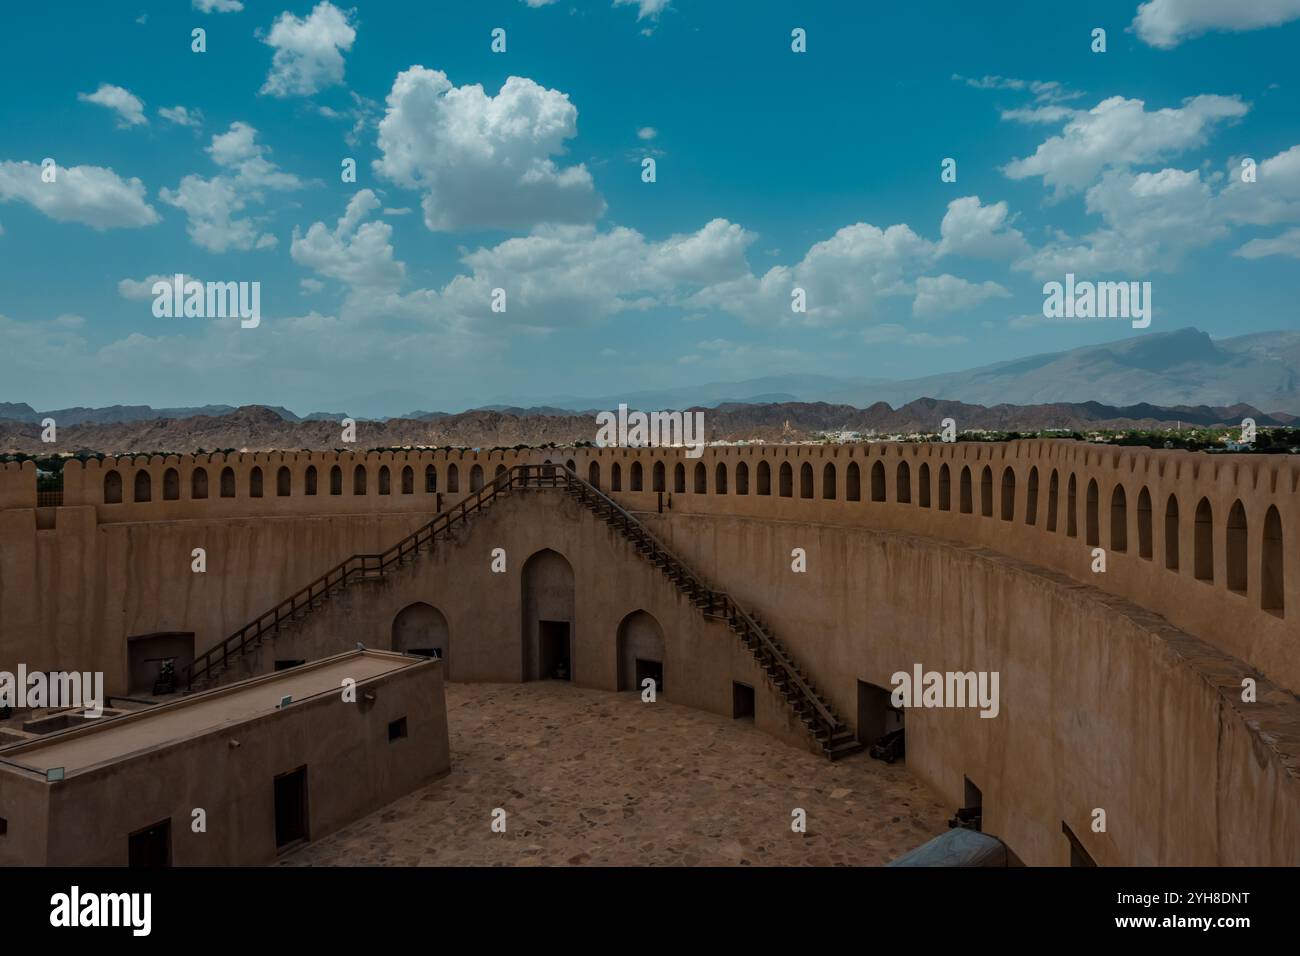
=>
[0,403,275,425]
[4,328,1298,423]
[490,329,1300,415]
[519,377,869,413]
[830,328,1300,414]
[0,403,348,426]
[0,403,37,422]
[1,398,1291,456]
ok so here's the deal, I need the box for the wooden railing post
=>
[185,458,841,744]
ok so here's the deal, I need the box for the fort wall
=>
[3,440,1289,694]
[2,441,1297,865]
[642,510,1300,866]
[223,490,810,753]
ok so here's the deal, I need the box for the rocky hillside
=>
[0,399,1288,455]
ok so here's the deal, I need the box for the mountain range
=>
[514,328,1300,415]
[3,327,1299,437]
[0,397,1288,456]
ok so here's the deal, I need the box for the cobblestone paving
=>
[281,681,950,867]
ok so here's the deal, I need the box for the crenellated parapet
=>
[3,439,1295,692]
[34,447,545,521]
[0,460,36,511]
[560,440,1300,696]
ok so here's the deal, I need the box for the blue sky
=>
[1,0,1298,415]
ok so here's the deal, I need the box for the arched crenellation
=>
[871,461,886,502]
[1110,484,1128,553]
[1025,467,1038,526]
[1195,497,1215,582]
[19,439,1292,693]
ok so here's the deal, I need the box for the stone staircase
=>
[185,463,863,759]
[562,474,862,760]
[184,467,517,688]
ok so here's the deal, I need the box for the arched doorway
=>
[392,603,451,676]
[617,609,666,694]
[521,549,575,681]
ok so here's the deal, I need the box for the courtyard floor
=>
[280,681,951,867]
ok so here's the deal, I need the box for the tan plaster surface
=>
[280,680,949,867]
[1,651,419,773]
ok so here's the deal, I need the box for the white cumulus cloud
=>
[690,221,938,327]
[1013,141,1300,277]
[260,1,356,98]
[78,84,147,127]
[0,161,159,229]
[373,66,605,232]
[1003,94,1248,196]
[939,196,1029,259]
[912,275,1010,319]
[1235,227,1300,259]
[159,122,303,252]
[291,190,406,292]
[159,105,203,127]
[1220,145,1300,226]
[434,219,753,328]
[1133,0,1300,48]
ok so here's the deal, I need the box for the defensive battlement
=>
[2,440,1294,695]
[3,439,1296,518]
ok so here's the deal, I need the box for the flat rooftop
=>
[0,649,428,776]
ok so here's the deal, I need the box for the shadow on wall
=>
[392,602,451,677]
[521,549,574,682]
[617,609,666,695]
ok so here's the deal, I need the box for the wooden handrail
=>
[186,461,529,685]
[556,467,840,736]
[184,461,841,740]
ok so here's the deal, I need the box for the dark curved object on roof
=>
[888,827,1012,867]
